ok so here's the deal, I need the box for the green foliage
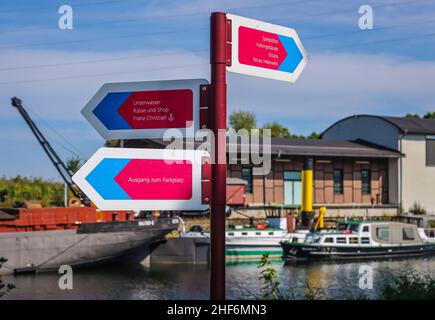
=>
[405,113,421,119]
[307,132,320,139]
[0,176,67,208]
[253,256,435,300]
[262,122,291,138]
[66,157,81,174]
[0,257,15,297]
[408,201,427,215]
[423,112,435,119]
[105,139,121,147]
[405,112,435,119]
[379,270,435,300]
[229,111,257,133]
[257,254,282,299]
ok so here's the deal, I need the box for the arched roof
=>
[322,114,435,136]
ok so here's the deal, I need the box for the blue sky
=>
[1,0,435,179]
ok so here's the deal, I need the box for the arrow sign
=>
[72,148,209,211]
[81,79,208,139]
[226,14,308,83]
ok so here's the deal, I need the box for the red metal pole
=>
[210,11,227,300]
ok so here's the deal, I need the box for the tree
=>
[405,113,421,119]
[423,112,435,119]
[262,122,291,138]
[229,111,257,133]
[105,139,120,147]
[307,132,320,139]
[66,157,81,174]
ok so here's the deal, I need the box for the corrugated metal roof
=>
[125,137,401,158]
[380,116,435,134]
[230,138,400,158]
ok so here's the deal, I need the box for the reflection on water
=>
[2,256,435,300]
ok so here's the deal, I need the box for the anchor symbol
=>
[168,113,174,122]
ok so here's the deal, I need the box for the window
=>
[426,137,435,166]
[403,228,415,241]
[255,232,261,236]
[376,227,390,241]
[362,225,370,233]
[241,232,248,236]
[361,170,371,194]
[241,167,253,193]
[324,237,334,243]
[336,237,347,244]
[112,213,118,221]
[333,169,343,194]
[361,237,370,244]
[228,232,234,236]
[349,237,359,244]
[268,232,274,235]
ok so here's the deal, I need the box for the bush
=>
[408,201,427,215]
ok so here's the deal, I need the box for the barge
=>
[0,207,178,274]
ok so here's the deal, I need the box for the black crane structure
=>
[10,96,88,204]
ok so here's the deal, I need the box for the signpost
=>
[72,148,210,211]
[81,79,209,139]
[226,14,308,82]
[77,11,307,301]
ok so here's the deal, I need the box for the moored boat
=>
[281,220,435,261]
[0,207,178,274]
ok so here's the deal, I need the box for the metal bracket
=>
[226,18,232,66]
[199,84,211,129]
[201,156,212,204]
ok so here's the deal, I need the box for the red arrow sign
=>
[117,89,193,129]
[238,26,287,71]
[114,159,193,200]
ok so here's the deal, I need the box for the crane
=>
[10,97,89,206]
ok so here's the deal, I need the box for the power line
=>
[0,0,316,35]
[0,0,149,14]
[0,27,208,50]
[0,50,208,72]
[320,31,435,52]
[0,63,209,86]
[25,107,85,159]
[303,18,435,41]
[3,17,435,72]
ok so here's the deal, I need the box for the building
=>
[322,115,435,215]
[227,137,400,217]
[125,114,435,218]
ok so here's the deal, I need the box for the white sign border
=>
[72,148,209,211]
[82,78,209,140]
[226,13,308,83]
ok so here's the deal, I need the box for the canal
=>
[2,256,435,299]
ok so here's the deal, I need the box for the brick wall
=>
[228,157,389,206]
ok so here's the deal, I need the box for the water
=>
[2,257,435,300]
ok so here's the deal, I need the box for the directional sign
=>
[72,148,209,211]
[81,79,209,139]
[226,14,308,83]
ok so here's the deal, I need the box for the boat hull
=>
[281,242,435,261]
[225,237,284,262]
[0,219,177,274]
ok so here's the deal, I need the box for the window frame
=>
[426,136,435,167]
[333,169,344,195]
[241,167,253,194]
[361,169,371,195]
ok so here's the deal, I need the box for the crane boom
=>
[10,96,85,201]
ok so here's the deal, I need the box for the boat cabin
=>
[306,222,424,246]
